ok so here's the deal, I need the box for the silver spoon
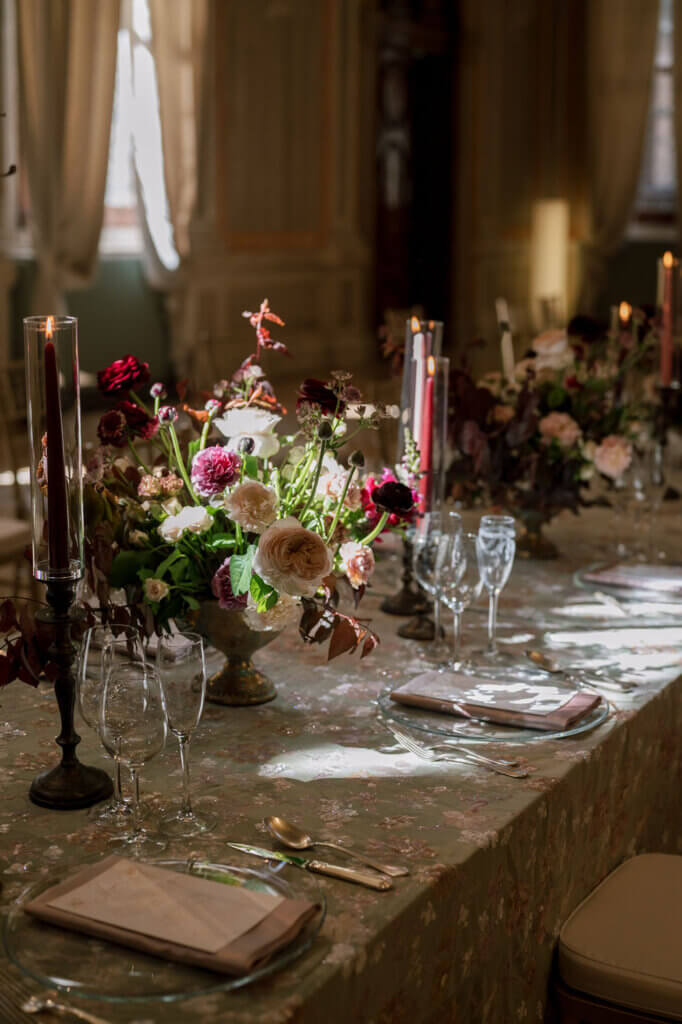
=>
[22,995,112,1024]
[524,650,634,692]
[264,816,409,878]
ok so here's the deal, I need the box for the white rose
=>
[161,497,183,516]
[243,592,300,632]
[143,577,170,602]
[158,505,212,543]
[129,529,148,547]
[224,481,278,533]
[214,407,281,458]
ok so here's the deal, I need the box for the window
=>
[100,0,178,267]
[629,0,677,238]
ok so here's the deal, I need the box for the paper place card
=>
[393,671,577,716]
[48,858,282,954]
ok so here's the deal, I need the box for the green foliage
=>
[229,545,257,595]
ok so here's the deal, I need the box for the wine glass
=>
[475,514,516,659]
[99,649,167,853]
[413,510,461,663]
[77,624,146,824]
[440,532,483,671]
[157,631,215,838]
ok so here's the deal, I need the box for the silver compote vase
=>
[192,601,280,706]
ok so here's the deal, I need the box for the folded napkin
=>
[583,562,682,595]
[25,855,319,975]
[391,671,601,731]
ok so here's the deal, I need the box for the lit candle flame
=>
[45,316,54,339]
[410,316,421,334]
[663,251,674,269]
[427,355,436,376]
[619,301,631,322]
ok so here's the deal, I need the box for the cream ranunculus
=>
[339,541,375,589]
[254,517,333,597]
[143,577,170,601]
[158,505,212,543]
[538,411,582,449]
[213,406,281,459]
[224,480,278,533]
[593,435,633,480]
[316,470,363,510]
[243,592,300,631]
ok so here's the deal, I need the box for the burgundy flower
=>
[115,400,159,440]
[97,409,128,448]
[362,470,418,529]
[190,446,242,497]
[97,355,150,396]
[296,378,344,416]
[211,557,248,611]
[373,480,414,516]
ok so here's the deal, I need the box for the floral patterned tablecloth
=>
[1,507,681,1024]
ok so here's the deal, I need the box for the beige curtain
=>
[579,0,658,311]
[673,0,682,201]
[16,0,120,313]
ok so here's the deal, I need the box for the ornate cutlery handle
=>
[306,860,393,890]
[315,841,409,878]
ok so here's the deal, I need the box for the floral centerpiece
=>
[447,313,659,557]
[1,300,415,703]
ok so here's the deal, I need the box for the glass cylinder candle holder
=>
[24,315,84,582]
[397,317,443,464]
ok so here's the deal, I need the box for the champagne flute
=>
[439,532,483,671]
[99,650,167,853]
[77,624,145,824]
[157,631,215,838]
[476,514,515,659]
[413,510,461,663]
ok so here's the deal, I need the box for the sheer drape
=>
[673,0,682,203]
[16,0,120,312]
[579,0,658,311]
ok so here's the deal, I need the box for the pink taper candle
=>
[661,251,674,387]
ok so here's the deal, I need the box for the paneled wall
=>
[177,0,379,396]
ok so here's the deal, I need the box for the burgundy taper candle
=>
[44,320,70,572]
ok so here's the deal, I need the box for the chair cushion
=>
[559,854,682,1021]
[0,517,31,560]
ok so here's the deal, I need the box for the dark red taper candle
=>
[44,323,70,572]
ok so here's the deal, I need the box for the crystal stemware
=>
[77,624,146,825]
[99,650,167,853]
[413,510,461,663]
[476,514,516,659]
[440,532,484,671]
[157,631,215,838]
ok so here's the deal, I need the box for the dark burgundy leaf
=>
[328,617,359,661]
[361,632,379,658]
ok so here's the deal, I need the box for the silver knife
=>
[227,843,393,891]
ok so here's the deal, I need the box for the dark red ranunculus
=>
[97,409,128,448]
[372,480,414,516]
[362,470,418,530]
[97,355,150,396]
[115,400,159,440]
[296,378,344,416]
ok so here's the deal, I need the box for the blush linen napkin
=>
[390,671,601,731]
[582,562,682,595]
[25,855,319,975]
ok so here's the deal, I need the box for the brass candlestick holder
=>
[24,315,112,810]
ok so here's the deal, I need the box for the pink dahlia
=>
[190,446,242,497]
[211,557,248,611]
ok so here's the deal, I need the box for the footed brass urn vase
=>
[193,601,280,706]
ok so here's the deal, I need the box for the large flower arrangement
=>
[1,301,417,687]
[447,314,659,534]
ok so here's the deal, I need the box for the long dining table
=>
[1,505,681,1023]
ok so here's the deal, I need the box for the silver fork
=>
[387,724,529,778]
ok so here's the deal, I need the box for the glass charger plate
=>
[376,689,611,744]
[2,858,325,1004]
[574,562,682,606]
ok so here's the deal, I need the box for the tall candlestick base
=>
[380,538,430,616]
[29,580,112,811]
